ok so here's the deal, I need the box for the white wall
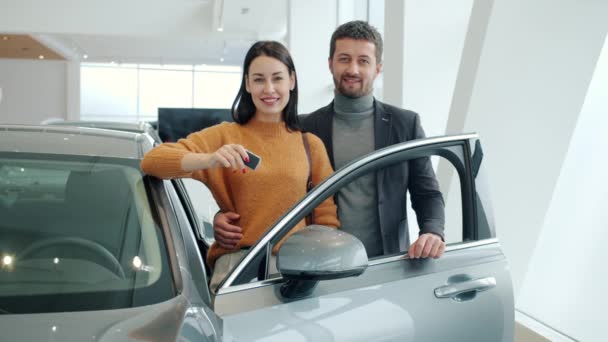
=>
[461,0,607,312]
[383,0,475,137]
[288,0,382,114]
[287,0,337,114]
[0,59,68,124]
[402,0,474,138]
[517,35,608,342]
[337,0,368,24]
[383,0,475,241]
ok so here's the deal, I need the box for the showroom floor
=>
[515,322,550,342]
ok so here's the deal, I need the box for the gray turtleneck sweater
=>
[332,93,383,258]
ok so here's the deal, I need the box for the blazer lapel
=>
[374,100,392,150]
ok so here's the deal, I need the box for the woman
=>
[141,41,339,291]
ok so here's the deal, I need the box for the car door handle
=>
[434,277,496,298]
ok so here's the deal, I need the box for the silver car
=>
[0,125,514,341]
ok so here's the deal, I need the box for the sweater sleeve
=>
[140,124,226,181]
[308,133,340,228]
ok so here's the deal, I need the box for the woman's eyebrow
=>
[251,71,285,76]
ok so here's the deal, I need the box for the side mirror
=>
[277,225,368,299]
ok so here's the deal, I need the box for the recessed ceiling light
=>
[220,57,224,62]
[83,54,88,59]
[38,55,45,60]
[217,27,223,32]
[2,36,8,41]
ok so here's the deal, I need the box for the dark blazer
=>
[301,99,445,254]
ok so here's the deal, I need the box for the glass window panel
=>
[81,66,138,120]
[139,69,193,118]
[181,178,219,247]
[139,64,193,71]
[194,65,241,73]
[406,155,463,244]
[193,71,241,109]
[0,155,174,312]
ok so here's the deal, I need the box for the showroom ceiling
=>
[0,34,64,61]
[0,0,287,65]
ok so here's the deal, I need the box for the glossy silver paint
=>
[45,120,162,143]
[216,242,513,341]
[277,225,368,277]
[1,126,514,341]
[0,296,210,342]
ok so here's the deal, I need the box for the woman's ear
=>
[290,73,296,91]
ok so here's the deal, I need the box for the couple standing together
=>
[141,20,446,291]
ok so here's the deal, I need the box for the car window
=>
[282,154,465,261]
[224,139,483,287]
[180,178,219,246]
[470,139,496,240]
[0,153,175,314]
[407,155,464,246]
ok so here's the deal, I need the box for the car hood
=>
[0,295,205,342]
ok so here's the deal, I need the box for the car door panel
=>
[217,241,512,341]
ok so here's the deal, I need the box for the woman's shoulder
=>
[304,131,324,146]
[304,131,328,153]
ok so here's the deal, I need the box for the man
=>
[214,20,445,259]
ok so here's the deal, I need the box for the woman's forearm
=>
[181,153,213,172]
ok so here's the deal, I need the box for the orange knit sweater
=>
[140,119,339,267]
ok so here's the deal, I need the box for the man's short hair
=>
[329,20,383,63]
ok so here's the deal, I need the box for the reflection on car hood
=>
[0,295,200,342]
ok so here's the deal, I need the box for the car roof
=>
[46,120,151,133]
[0,125,154,159]
[45,120,162,143]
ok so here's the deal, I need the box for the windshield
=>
[0,153,174,314]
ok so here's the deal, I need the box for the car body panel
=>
[216,242,513,341]
[0,295,218,342]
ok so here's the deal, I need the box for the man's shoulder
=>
[375,100,419,122]
[375,100,424,141]
[301,103,333,120]
[299,102,333,131]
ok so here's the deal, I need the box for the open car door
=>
[212,134,513,342]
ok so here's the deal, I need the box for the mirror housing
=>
[277,225,368,298]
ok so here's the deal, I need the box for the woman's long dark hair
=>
[231,41,300,131]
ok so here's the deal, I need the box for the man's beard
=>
[334,76,371,99]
